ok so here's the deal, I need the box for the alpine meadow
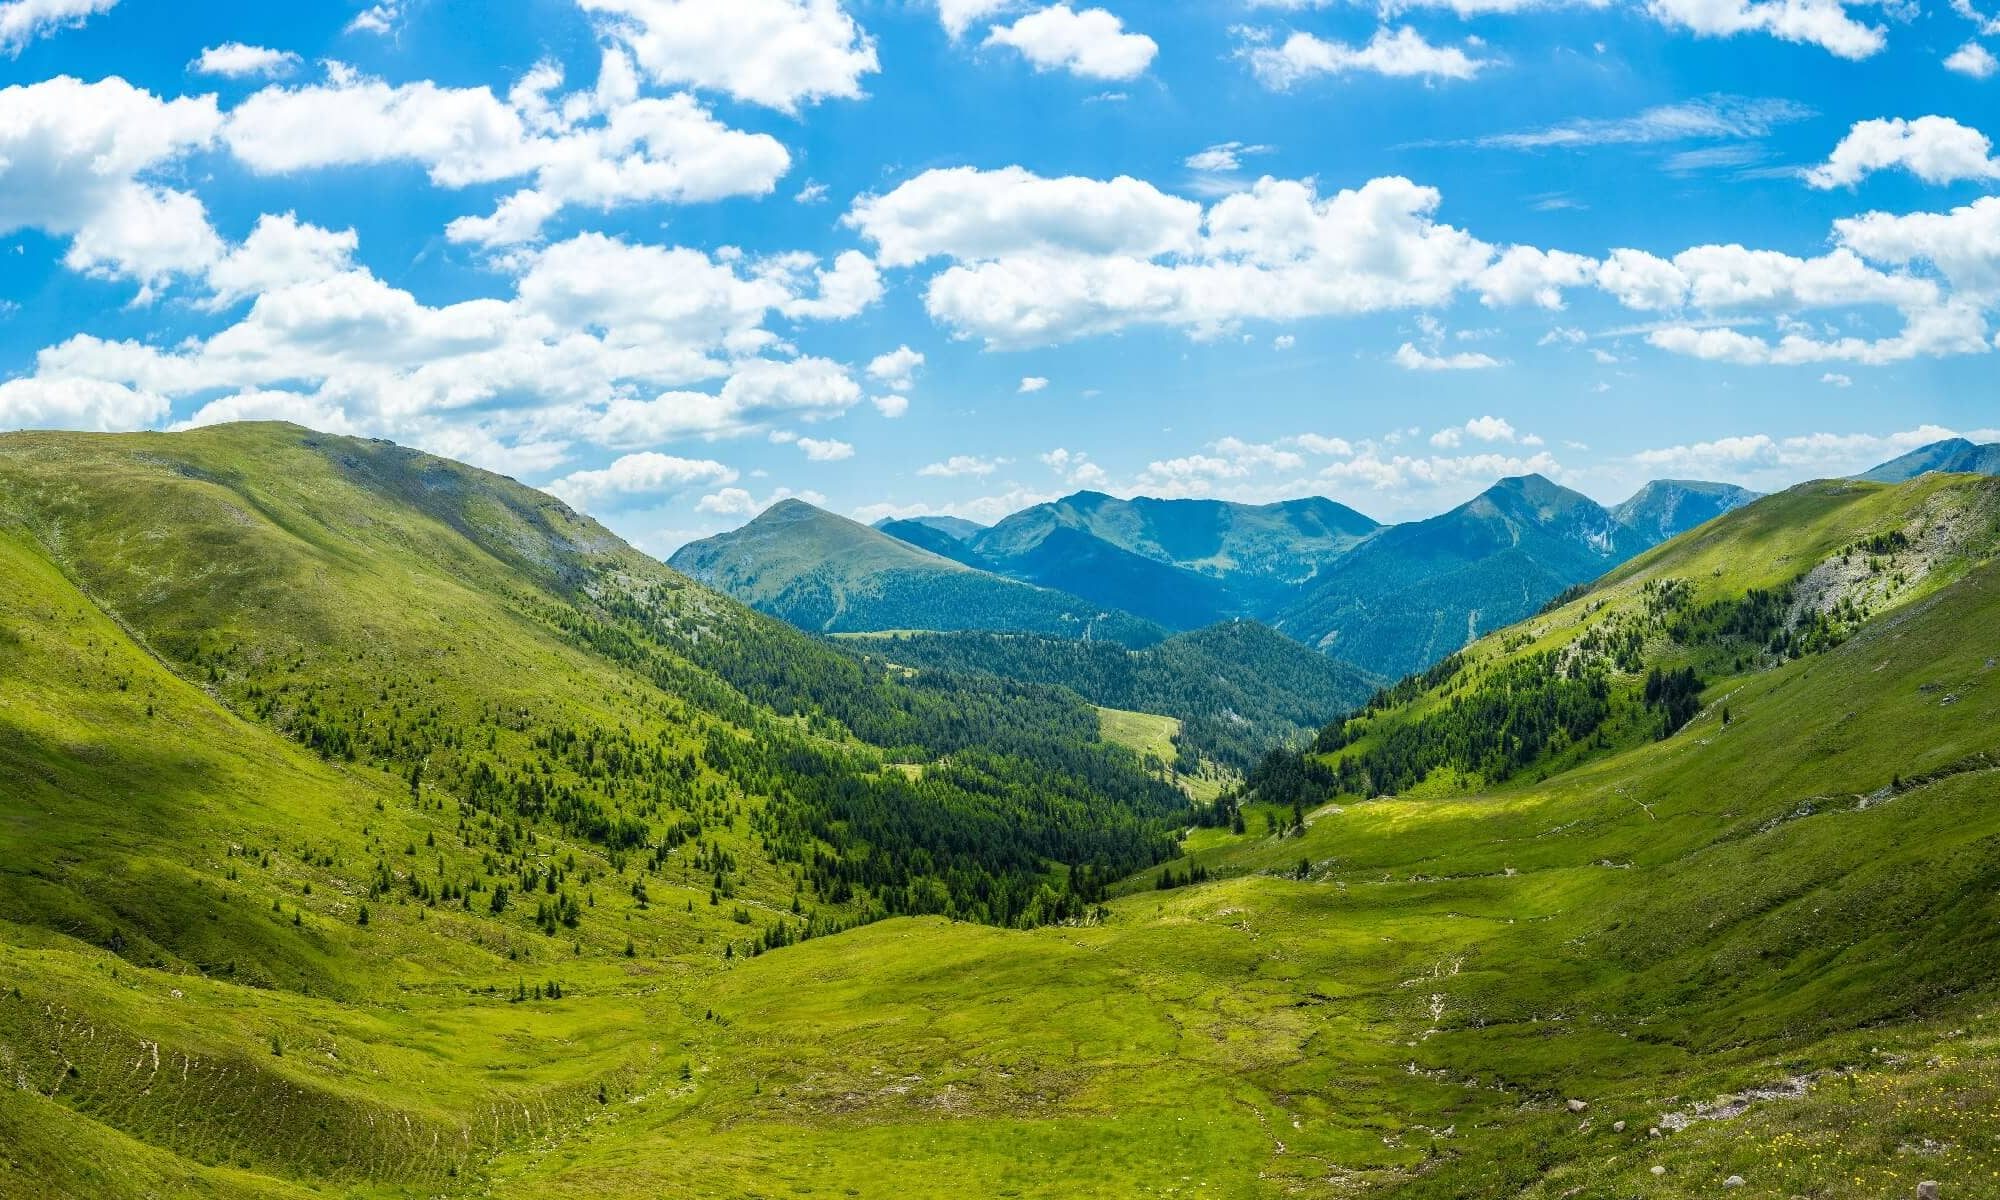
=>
[4,2,2000,1199]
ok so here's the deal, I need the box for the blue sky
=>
[1,0,1996,552]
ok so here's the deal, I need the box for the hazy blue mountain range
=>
[669,499,1165,646]
[682,474,1761,678]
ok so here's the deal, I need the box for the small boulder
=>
[1917,1183,1940,1200]
[1566,1098,1588,1113]
[1612,1120,1626,1133]
[1649,1166,1665,1177]
[1723,1176,1745,1188]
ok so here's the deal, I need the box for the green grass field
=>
[3,425,1997,1198]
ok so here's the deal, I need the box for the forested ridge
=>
[839,620,1380,773]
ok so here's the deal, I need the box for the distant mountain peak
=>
[1858,437,2000,483]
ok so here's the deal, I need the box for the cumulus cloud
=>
[192,43,301,79]
[919,454,1007,477]
[794,435,855,460]
[1395,343,1501,370]
[696,484,825,517]
[1805,116,2000,189]
[1834,196,2000,298]
[936,0,1014,38]
[847,165,1202,268]
[545,451,737,506]
[224,57,791,247]
[853,170,1525,346]
[1946,42,1998,77]
[578,0,878,112]
[10,225,879,473]
[0,75,223,293]
[1645,0,1886,59]
[0,375,166,431]
[850,157,2000,367]
[984,6,1156,80]
[346,3,401,35]
[866,345,925,391]
[1242,26,1488,88]
[1630,424,1972,485]
[1017,375,1049,392]
[1041,446,1107,486]
[0,0,116,53]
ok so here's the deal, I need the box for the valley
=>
[2,425,1997,1198]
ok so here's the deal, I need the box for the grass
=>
[1096,705,1231,802]
[2,426,1998,1198]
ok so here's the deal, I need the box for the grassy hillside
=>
[670,499,1164,644]
[468,465,2000,1196]
[6,435,1999,1199]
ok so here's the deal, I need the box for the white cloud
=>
[1273,333,1296,349]
[0,375,165,431]
[205,213,359,305]
[578,0,878,113]
[871,393,910,418]
[1805,116,2000,189]
[1630,238,1986,365]
[1243,26,1488,88]
[0,0,115,53]
[1946,42,1998,77]
[1821,371,1853,386]
[0,76,223,293]
[853,160,1996,366]
[937,0,1015,37]
[696,484,825,516]
[13,226,879,470]
[794,435,854,460]
[866,345,925,391]
[1834,195,2000,298]
[858,171,1510,347]
[1040,446,1107,486]
[224,59,791,247]
[847,164,1202,268]
[1631,424,1968,484]
[1645,0,1886,59]
[984,6,1157,80]
[346,3,401,35]
[1395,343,1502,370]
[1185,141,1274,172]
[919,454,1007,477]
[1017,375,1049,392]
[1476,246,1598,309]
[546,451,737,506]
[777,250,883,319]
[192,43,301,79]
[1463,96,1813,151]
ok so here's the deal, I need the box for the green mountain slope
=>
[9,431,1998,1200]
[1858,436,2000,482]
[1272,474,1651,677]
[840,620,1383,775]
[494,471,2000,1198]
[668,498,1163,645]
[0,422,1209,1193]
[872,516,997,566]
